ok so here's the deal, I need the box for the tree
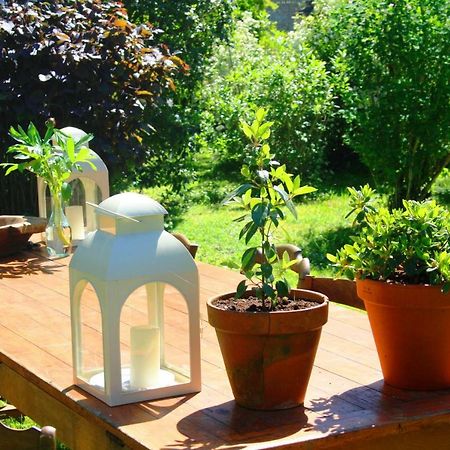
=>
[0,0,184,214]
[300,0,450,207]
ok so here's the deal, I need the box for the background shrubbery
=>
[197,14,334,184]
[0,0,448,218]
[0,0,183,214]
[298,0,450,208]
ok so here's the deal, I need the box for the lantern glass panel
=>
[119,283,191,393]
[78,283,105,391]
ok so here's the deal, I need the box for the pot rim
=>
[356,277,445,291]
[207,288,329,315]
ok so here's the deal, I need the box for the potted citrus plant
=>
[1,121,95,257]
[328,186,450,390]
[207,109,329,410]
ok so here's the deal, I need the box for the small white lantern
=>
[37,127,110,244]
[69,192,201,406]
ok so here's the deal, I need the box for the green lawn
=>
[173,192,353,278]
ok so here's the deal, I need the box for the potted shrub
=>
[328,186,450,390]
[207,109,329,410]
[1,121,95,257]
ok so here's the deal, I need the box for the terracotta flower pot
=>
[356,278,450,390]
[207,289,328,410]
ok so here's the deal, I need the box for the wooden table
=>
[1,249,450,450]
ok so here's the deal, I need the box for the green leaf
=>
[66,137,75,162]
[326,253,337,263]
[273,185,298,219]
[294,185,317,196]
[273,184,289,202]
[235,280,247,299]
[222,183,253,205]
[238,221,252,239]
[43,123,54,143]
[74,133,94,150]
[255,108,267,123]
[61,182,72,203]
[261,262,273,279]
[3,164,19,175]
[74,146,91,163]
[284,174,294,193]
[27,122,41,144]
[251,202,269,227]
[245,223,259,244]
[233,214,248,223]
[241,165,250,178]
[276,280,289,297]
[240,121,253,139]
[285,198,297,220]
[241,247,257,271]
[260,129,271,140]
[262,283,275,299]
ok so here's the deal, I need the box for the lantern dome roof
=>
[97,192,168,219]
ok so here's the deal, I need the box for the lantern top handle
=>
[89,192,168,220]
[86,201,141,223]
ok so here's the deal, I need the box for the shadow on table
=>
[171,400,311,449]
[306,378,450,436]
[70,387,310,448]
[0,254,61,278]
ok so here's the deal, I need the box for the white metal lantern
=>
[37,127,110,243]
[69,192,201,406]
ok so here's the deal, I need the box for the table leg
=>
[0,363,130,450]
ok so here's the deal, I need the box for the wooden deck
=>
[1,248,450,449]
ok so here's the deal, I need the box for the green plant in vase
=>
[223,107,317,310]
[1,121,95,257]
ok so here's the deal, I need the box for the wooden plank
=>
[2,253,450,449]
[0,364,130,450]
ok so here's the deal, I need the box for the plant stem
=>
[50,190,71,247]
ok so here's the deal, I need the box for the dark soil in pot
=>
[213,295,321,312]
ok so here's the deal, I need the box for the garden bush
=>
[198,14,334,184]
[432,169,450,206]
[299,0,450,208]
[120,0,236,198]
[0,0,183,214]
[123,0,235,87]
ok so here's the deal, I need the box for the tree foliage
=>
[300,0,450,208]
[198,14,334,183]
[123,0,235,86]
[0,0,183,213]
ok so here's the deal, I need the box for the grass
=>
[0,405,69,449]
[1,415,37,429]
[173,192,353,279]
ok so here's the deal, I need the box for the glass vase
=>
[45,190,72,258]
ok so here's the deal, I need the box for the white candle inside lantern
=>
[66,205,85,240]
[130,325,160,389]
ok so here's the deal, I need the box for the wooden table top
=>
[1,249,450,450]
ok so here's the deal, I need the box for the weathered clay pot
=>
[0,216,46,257]
[357,278,450,390]
[207,289,328,410]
